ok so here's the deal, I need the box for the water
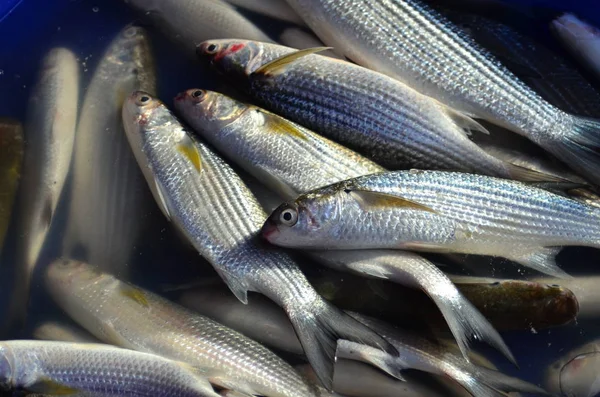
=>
[0,0,600,396]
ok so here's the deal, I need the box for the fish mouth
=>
[261,220,281,243]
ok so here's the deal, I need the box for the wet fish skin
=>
[124,0,272,58]
[438,7,600,118]
[179,287,304,356]
[32,321,101,344]
[0,118,23,254]
[198,40,529,179]
[339,313,548,397]
[280,0,600,185]
[63,25,156,279]
[175,88,513,365]
[0,340,219,396]
[263,170,600,277]
[552,13,600,83]
[174,88,383,201]
[125,91,395,390]
[534,275,600,319]
[6,48,79,336]
[46,259,320,397]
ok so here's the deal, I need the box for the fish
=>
[225,0,304,25]
[197,40,560,181]
[0,118,23,254]
[124,91,395,389]
[338,313,547,397]
[279,28,343,58]
[179,284,535,396]
[552,14,600,83]
[0,340,219,396]
[45,259,322,397]
[449,276,579,330]
[276,0,600,185]
[123,0,273,58]
[530,275,600,320]
[437,7,600,118]
[32,321,101,344]
[298,360,476,397]
[262,170,600,278]
[179,287,304,356]
[545,340,600,397]
[5,48,78,336]
[175,88,513,364]
[63,26,156,279]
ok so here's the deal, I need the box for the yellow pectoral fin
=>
[253,47,333,76]
[177,135,202,173]
[348,189,437,213]
[261,110,308,141]
[119,284,149,307]
[26,378,79,395]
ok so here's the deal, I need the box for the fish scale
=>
[123,91,396,390]
[0,340,219,396]
[46,260,315,397]
[200,40,527,178]
[281,0,600,185]
[264,170,600,278]
[175,89,516,368]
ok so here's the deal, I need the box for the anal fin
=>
[506,247,571,279]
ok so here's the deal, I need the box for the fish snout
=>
[261,219,281,243]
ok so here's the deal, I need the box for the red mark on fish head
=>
[174,91,186,102]
[213,43,246,62]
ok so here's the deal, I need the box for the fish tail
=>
[287,302,398,390]
[429,287,517,368]
[551,116,600,186]
[471,365,550,395]
[335,339,408,381]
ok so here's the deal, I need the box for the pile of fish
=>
[1,0,600,396]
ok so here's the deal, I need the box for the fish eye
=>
[190,89,206,102]
[279,207,298,227]
[136,94,152,106]
[206,43,220,54]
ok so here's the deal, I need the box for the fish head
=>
[559,351,600,397]
[262,184,346,248]
[108,25,152,73]
[197,39,265,80]
[174,88,248,134]
[0,344,14,391]
[46,259,104,293]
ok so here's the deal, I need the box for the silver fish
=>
[0,340,219,396]
[175,88,513,364]
[279,28,343,59]
[124,0,272,58]
[263,170,600,277]
[63,26,156,279]
[545,340,600,397]
[297,360,473,397]
[124,91,394,389]
[6,48,79,335]
[340,313,548,397]
[179,287,304,355]
[32,321,101,344]
[552,14,600,83]
[225,0,304,25]
[179,285,531,397]
[46,259,321,397]
[197,40,553,181]
[279,0,600,185]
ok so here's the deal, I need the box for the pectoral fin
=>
[347,189,437,213]
[254,47,333,76]
[119,284,149,307]
[177,135,202,173]
[261,110,308,141]
[26,378,79,395]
